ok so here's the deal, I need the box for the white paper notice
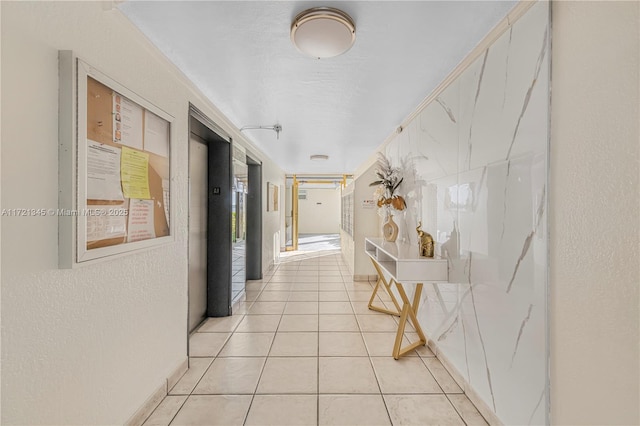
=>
[127,199,156,242]
[113,93,143,150]
[87,140,124,201]
[86,204,127,242]
[144,110,170,157]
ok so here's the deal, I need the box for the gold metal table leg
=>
[392,282,427,360]
[367,258,401,316]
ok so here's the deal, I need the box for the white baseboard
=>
[125,357,188,426]
[167,358,189,392]
[427,340,503,426]
[125,380,166,426]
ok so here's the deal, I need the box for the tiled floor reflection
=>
[144,253,488,426]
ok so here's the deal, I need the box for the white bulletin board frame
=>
[58,52,175,267]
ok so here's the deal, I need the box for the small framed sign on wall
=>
[267,182,278,212]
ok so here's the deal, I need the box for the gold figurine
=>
[416,221,434,258]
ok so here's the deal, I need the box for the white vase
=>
[383,214,399,242]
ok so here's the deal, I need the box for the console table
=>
[364,237,448,359]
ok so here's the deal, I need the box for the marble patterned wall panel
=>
[387,120,426,244]
[416,79,460,182]
[458,2,549,173]
[456,166,491,258]
[455,155,546,424]
[433,174,459,252]
[383,2,549,425]
[459,47,509,171]
[388,78,461,247]
[458,52,485,173]
[501,3,550,164]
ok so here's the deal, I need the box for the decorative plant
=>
[369,152,406,212]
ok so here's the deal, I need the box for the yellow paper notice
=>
[120,146,150,200]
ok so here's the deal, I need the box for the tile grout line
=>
[444,393,473,426]
[169,300,246,423]
[360,293,395,426]
[242,263,288,425]
[185,254,470,425]
[165,395,189,426]
[316,264,321,426]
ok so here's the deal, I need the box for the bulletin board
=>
[75,59,173,263]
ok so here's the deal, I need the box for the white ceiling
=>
[119,1,516,174]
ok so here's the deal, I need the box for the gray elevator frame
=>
[189,105,232,317]
[246,157,262,280]
[188,105,264,321]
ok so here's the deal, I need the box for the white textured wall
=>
[0,2,284,424]
[340,182,355,274]
[298,188,340,234]
[263,173,285,271]
[340,164,382,280]
[352,164,380,278]
[550,2,639,424]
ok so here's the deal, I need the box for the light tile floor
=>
[143,253,488,426]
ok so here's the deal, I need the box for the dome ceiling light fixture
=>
[310,154,329,161]
[291,7,356,59]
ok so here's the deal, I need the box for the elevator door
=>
[188,137,208,332]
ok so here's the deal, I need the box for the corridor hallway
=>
[142,249,487,425]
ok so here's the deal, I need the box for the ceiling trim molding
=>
[354,0,538,177]
[189,103,231,142]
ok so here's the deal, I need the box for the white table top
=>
[365,237,448,283]
[365,237,444,261]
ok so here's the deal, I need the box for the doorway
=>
[284,175,351,251]
[230,146,263,298]
[187,105,263,335]
[232,153,248,301]
[188,107,232,333]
